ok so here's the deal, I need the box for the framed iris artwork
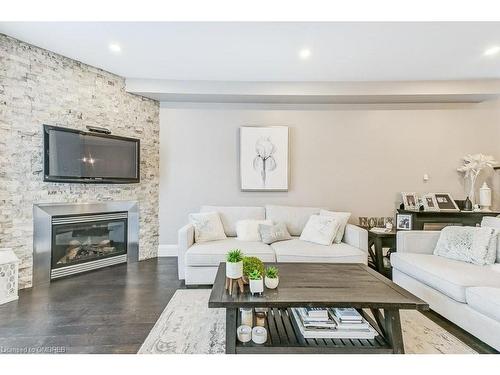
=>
[239,126,289,191]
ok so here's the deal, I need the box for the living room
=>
[1,0,500,373]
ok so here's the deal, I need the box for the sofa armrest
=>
[396,231,440,254]
[343,224,368,253]
[177,223,195,280]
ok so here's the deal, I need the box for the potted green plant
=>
[248,269,264,295]
[264,266,279,289]
[242,256,265,283]
[226,249,244,279]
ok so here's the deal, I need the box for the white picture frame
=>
[396,214,413,230]
[401,192,418,210]
[240,126,289,191]
[422,194,439,212]
[433,193,460,212]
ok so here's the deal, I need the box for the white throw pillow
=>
[481,216,500,263]
[300,215,340,246]
[319,210,351,243]
[433,226,497,265]
[189,212,227,243]
[236,219,273,241]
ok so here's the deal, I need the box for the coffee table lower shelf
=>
[232,308,393,354]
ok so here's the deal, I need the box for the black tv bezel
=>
[43,125,141,184]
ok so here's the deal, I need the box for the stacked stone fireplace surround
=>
[0,34,160,288]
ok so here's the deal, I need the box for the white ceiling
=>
[1,22,500,82]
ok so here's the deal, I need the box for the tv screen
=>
[44,125,140,183]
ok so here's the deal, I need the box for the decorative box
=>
[0,249,20,305]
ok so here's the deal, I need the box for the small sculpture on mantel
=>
[457,154,497,205]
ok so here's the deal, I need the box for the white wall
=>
[159,101,500,245]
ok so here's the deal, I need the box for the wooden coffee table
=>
[208,263,428,354]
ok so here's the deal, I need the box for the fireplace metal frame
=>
[33,201,139,285]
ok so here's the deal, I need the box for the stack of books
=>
[291,307,377,339]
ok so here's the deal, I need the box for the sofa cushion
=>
[391,253,500,303]
[185,238,275,266]
[259,222,292,244]
[188,212,227,243]
[265,205,321,236]
[320,210,351,244]
[433,226,497,265]
[465,287,500,322]
[236,219,273,241]
[271,239,367,263]
[300,215,340,246]
[481,216,500,263]
[200,206,265,237]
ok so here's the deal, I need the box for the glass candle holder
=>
[252,326,267,344]
[255,311,266,327]
[237,325,252,343]
[240,308,253,327]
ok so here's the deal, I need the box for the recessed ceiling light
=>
[483,46,500,56]
[109,43,121,53]
[299,48,311,60]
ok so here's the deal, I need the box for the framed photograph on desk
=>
[434,193,460,212]
[422,194,439,211]
[396,213,412,230]
[401,192,418,210]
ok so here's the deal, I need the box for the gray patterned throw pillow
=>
[259,222,292,244]
[433,226,497,265]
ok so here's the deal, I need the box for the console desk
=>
[396,209,500,230]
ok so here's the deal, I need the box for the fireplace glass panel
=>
[51,218,127,269]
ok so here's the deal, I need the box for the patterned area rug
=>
[138,289,476,354]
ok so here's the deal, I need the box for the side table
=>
[367,229,396,278]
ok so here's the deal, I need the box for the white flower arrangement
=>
[457,154,497,203]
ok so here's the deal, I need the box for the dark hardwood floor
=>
[0,257,184,354]
[0,257,496,354]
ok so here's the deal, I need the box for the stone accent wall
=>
[0,34,160,288]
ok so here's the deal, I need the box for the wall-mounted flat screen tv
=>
[43,125,140,184]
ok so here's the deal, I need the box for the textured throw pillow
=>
[236,219,273,241]
[433,226,497,265]
[189,212,227,243]
[481,216,500,263]
[258,222,292,244]
[300,215,340,246]
[319,210,351,243]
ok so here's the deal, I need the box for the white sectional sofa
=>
[391,231,500,351]
[178,205,368,285]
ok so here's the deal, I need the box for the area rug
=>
[138,289,476,354]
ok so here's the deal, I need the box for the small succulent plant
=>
[248,269,262,280]
[226,249,243,263]
[243,256,265,277]
[265,266,279,279]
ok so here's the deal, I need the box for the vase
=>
[468,175,478,205]
[480,182,492,211]
[264,276,279,289]
[463,196,473,211]
[226,261,243,279]
[249,278,264,295]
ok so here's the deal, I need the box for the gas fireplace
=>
[34,202,139,284]
[51,212,128,278]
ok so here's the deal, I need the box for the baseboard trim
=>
[158,244,178,257]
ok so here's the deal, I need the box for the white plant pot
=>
[265,276,279,289]
[249,278,264,295]
[226,261,243,279]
